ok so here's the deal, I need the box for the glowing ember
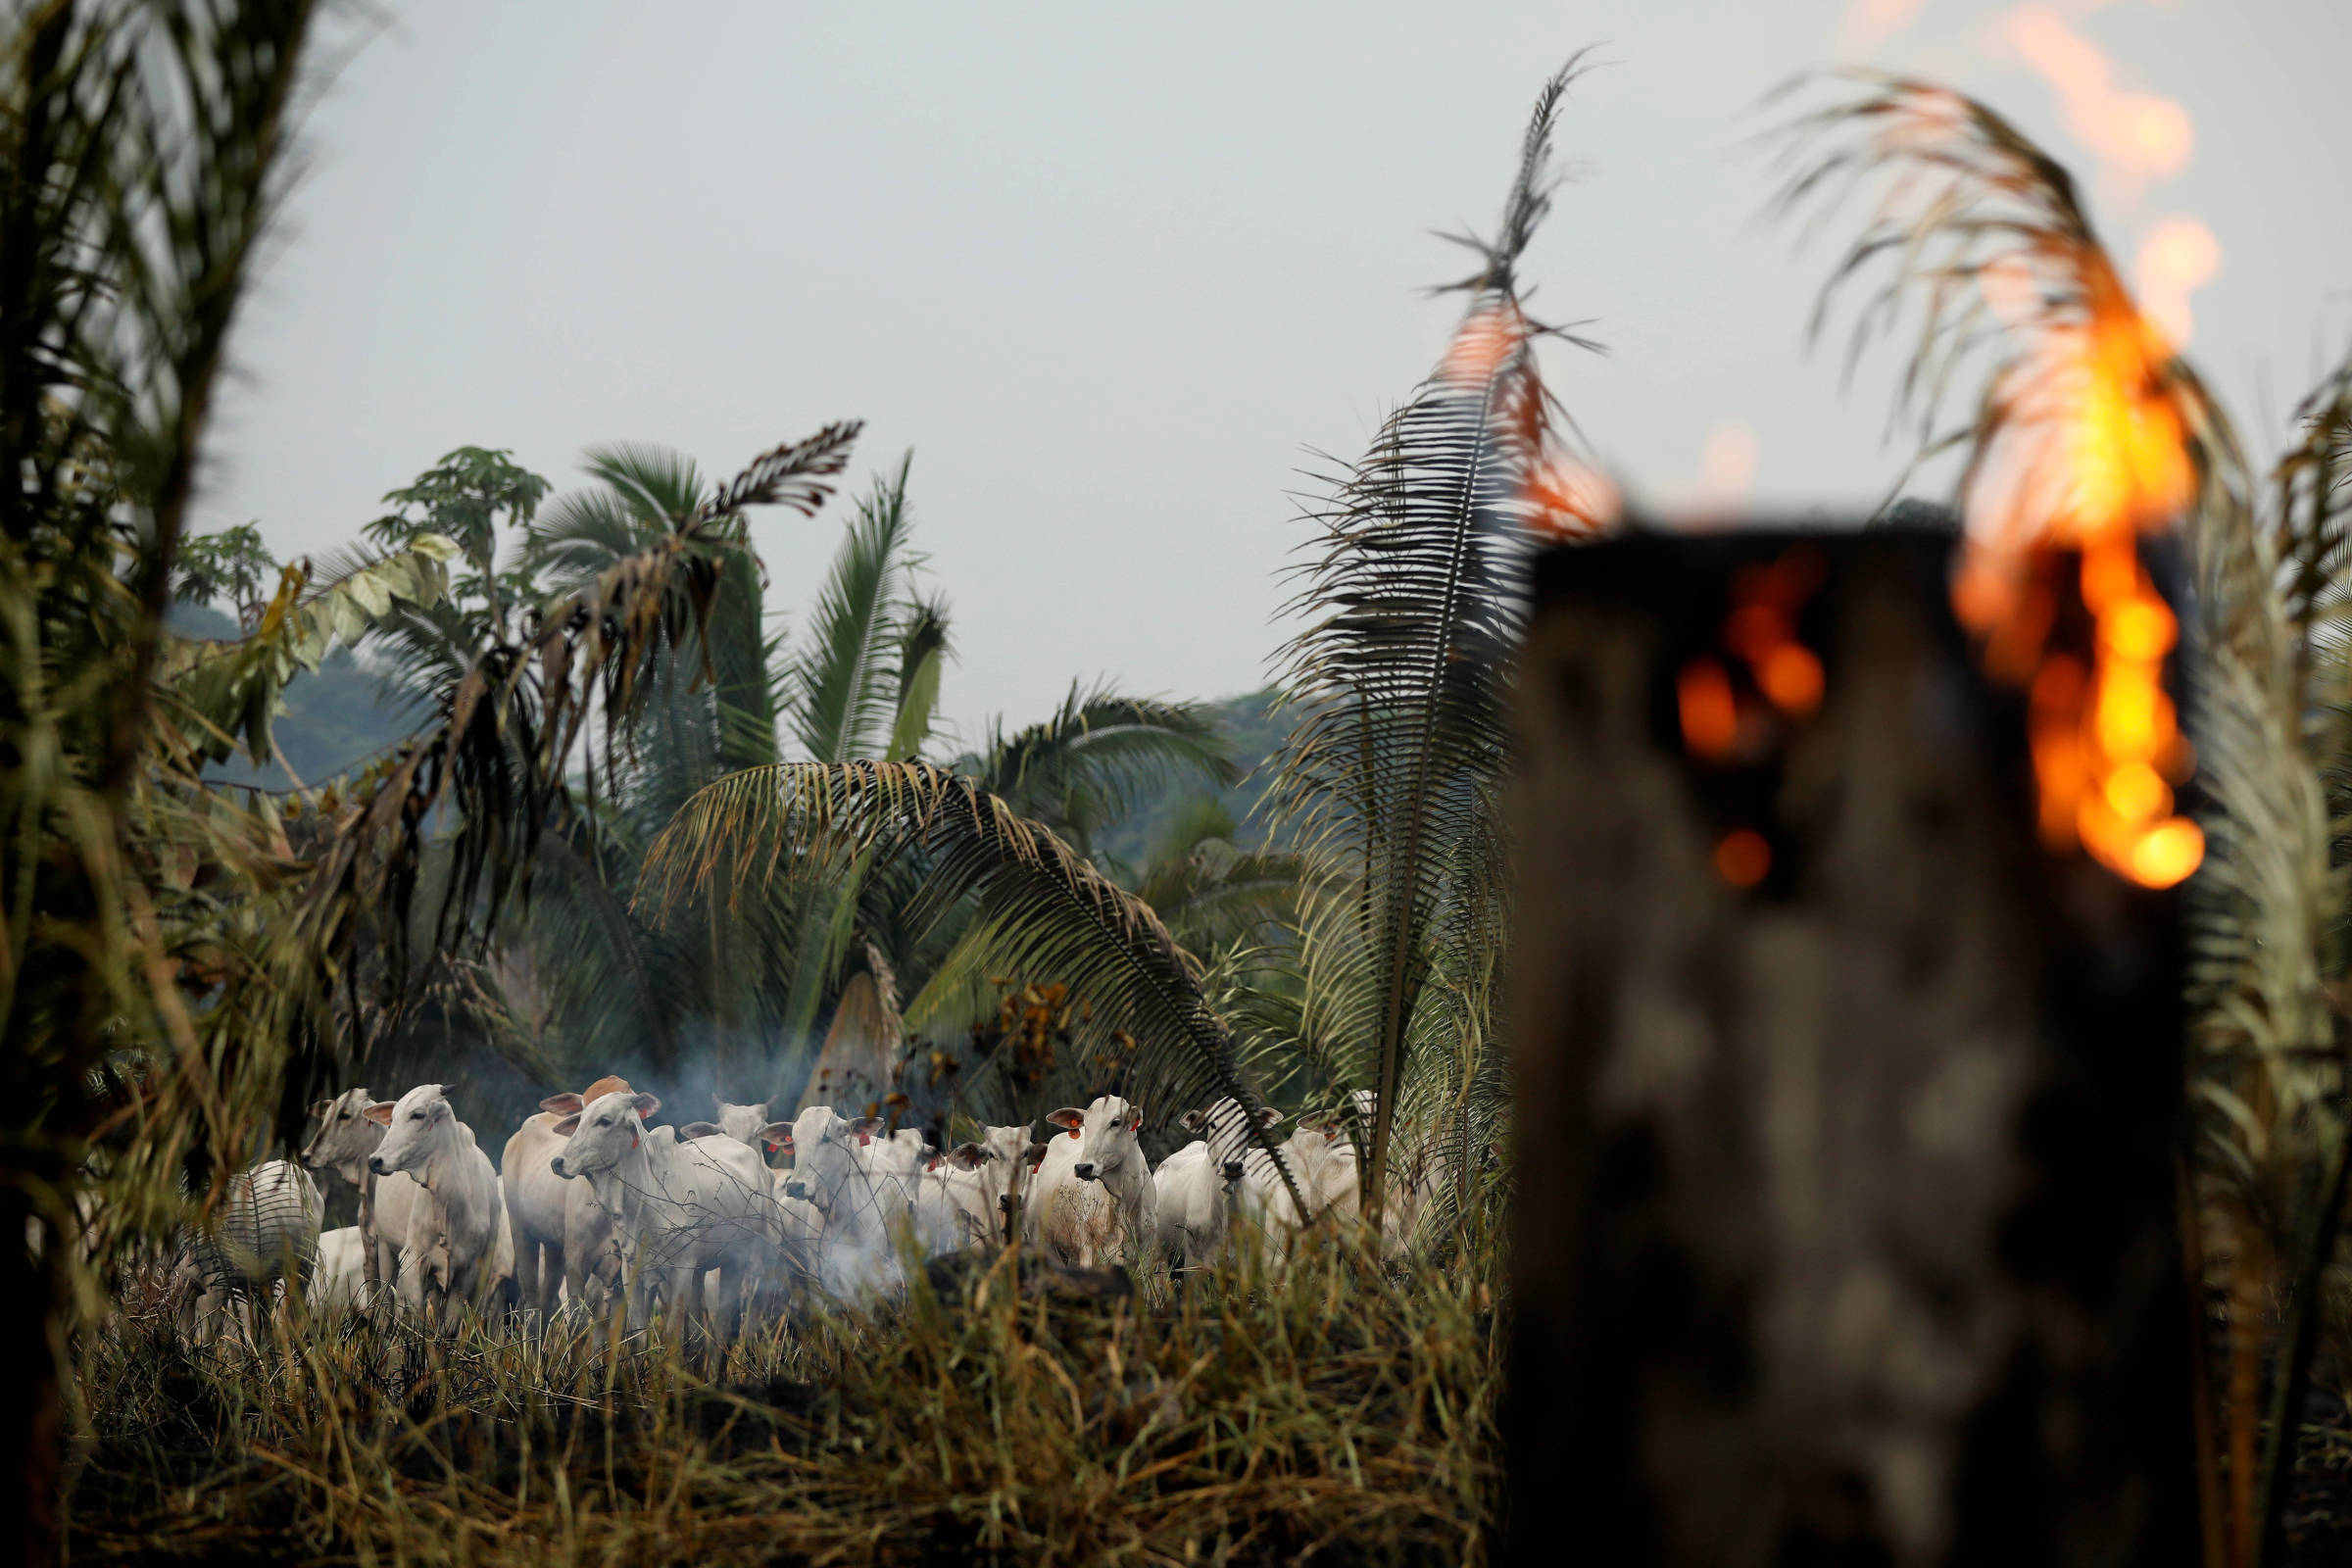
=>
[1958,280,2203,890]
[1678,659,1739,761]
[1714,828,1772,889]
[1679,546,1830,767]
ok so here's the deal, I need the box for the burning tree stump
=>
[1506,528,2195,1566]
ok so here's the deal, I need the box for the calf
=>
[367,1084,506,1325]
[1026,1096,1156,1269]
[503,1075,633,1318]
[551,1091,777,1342]
[300,1087,424,1293]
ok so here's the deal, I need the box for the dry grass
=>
[68,1222,1503,1567]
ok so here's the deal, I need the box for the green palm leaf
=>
[1267,58,1591,1222]
[788,455,923,765]
[636,760,1300,1202]
[967,685,1240,859]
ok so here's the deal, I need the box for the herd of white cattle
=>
[162,1077,1444,1347]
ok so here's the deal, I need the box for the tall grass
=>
[71,1223,1503,1566]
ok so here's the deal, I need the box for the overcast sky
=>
[195,0,2352,742]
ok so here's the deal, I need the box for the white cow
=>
[767,1105,902,1298]
[924,1124,1042,1252]
[300,1087,426,1293]
[1026,1096,1156,1269]
[1180,1096,1365,1264]
[1152,1140,1250,1277]
[503,1075,634,1318]
[367,1084,507,1325]
[310,1226,365,1312]
[175,1158,321,1344]
[859,1127,931,1237]
[550,1091,777,1342]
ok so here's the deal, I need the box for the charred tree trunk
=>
[1505,529,2194,1566]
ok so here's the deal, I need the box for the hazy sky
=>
[197,0,2352,742]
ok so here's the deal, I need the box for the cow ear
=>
[552,1114,581,1137]
[362,1102,396,1126]
[539,1093,583,1117]
[924,1154,942,1171]
[1255,1106,1285,1129]
[630,1093,662,1120]
[1023,1141,1051,1171]
[760,1123,794,1153]
[680,1122,721,1140]
[1127,1106,1144,1132]
[1045,1106,1084,1131]
[1178,1110,1204,1134]
[947,1143,988,1171]
[308,1100,333,1120]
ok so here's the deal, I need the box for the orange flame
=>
[1958,281,2202,889]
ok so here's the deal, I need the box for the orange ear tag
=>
[1068,1128,1080,1140]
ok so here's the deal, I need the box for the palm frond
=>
[635,761,1299,1201]
[966,684,1239,858]
[789,455,921,765]
[1266,58,1591,1221]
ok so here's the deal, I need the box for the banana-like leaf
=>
[159,535,458,767]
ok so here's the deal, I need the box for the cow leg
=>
[622,1262,650,1335]
[539,1240,564,1320]
[711,1256,744,1346]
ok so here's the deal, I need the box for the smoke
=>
[2133,215,2221,348]
[1997,5,2192,198]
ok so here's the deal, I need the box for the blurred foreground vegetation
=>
[75,1232,1500,1567]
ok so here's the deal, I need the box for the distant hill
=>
[170,603,428,789]
[1092,688,1291,871]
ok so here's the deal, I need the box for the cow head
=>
[712,1097,771,1150]
[368,1085,454,1177]
[775,1105,865,1215]
[1179,1098,1283,1165]
[1054,1096,1144,1184]
[300,1087,380,1184]
[549,1091,662,1188]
